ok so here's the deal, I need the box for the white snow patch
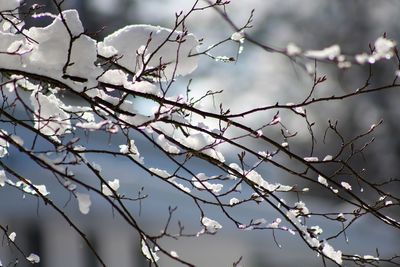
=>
[99,25,199,80]
[76,192,91,214]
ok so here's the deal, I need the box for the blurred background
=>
[1,0,400,266]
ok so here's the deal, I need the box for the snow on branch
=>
[0,0,399,266]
